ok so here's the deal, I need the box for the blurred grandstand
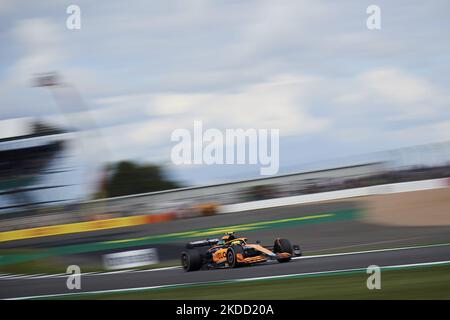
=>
[0,118,79,219]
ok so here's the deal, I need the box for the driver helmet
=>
[222,232,236,242]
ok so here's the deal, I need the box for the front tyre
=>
[274,238,293,263]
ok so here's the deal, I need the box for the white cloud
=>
[388,120,450,145]
[334,68,448,121]
[43,67,449,167]
[361,69,439,104]
[11,18,65,85]
[49,74,331,165]
[147,74,330,136]
[0,0,13,15]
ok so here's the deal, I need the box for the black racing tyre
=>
[226,245,244,268]
[274,238,293,263]
[181,249,202,271]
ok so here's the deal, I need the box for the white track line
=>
[1,242,449,281]
[4,274,43,280]
[31,273,64,279]
[132,266,181,272]
[89,269,135,276]
[0,274,27,279]
[6,259,450,300]
[292,242,450,260]
[0,267,182,280]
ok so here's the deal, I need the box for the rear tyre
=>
[274,238,293,263]
[226,245,244,268]
[181,249,202,271]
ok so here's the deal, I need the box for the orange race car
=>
[181,232,302,271]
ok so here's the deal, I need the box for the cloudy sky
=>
[1,0,449,188]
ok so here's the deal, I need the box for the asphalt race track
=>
[1,243,450,299]
[2,200,450,299]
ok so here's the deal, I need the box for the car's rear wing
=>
[186,238,220,249]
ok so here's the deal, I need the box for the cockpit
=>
[216,238,247,246]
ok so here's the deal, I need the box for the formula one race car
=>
[181,232,302,271]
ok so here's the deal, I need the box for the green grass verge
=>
[56,265,450,300]
[0,257,100,274]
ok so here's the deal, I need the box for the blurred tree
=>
[94,161,180,198]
